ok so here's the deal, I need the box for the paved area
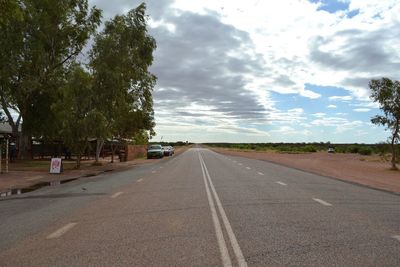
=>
[0,148,186,195]
[0,148,399,266]
[212,148,400,194]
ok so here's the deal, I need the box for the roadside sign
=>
[50,158,63,174]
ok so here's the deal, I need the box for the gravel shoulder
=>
[212,148,400,194]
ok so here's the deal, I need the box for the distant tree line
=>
[205,142,398,158]
[0,1,156,168]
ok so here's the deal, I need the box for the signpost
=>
[50,158,63,174]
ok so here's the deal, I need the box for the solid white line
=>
[276,181,287,186]
[200,154,248,267]
[198,154,232,267]
[137,178,143,182]
[257,172,264,176]
[245,167,251,170]
[312,198,333,206]
[46,223,77,239]
[111,192,123,198]
[392,235,400,242]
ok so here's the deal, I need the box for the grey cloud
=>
[309,23,400,74]
[150,9,267,120]
[90,0,172,20]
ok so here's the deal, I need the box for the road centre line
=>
[46,223,77,239]
[257,172,264,176]
[198,154,232,267]
[137,178,143,182]
[276,181,287,186]
[312,198,333,207]
[392,235,400,242]
[111,192,123,198]
[199,153,248,267]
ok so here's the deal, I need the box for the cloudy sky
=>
[89,0,400,143]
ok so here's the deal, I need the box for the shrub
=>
[359,147,372,155]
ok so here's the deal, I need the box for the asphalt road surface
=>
[0,148,399,266]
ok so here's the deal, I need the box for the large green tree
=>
[0,0,101,159]
[89,3,156,162]
[370,77,400,170]
[53,65,107,168]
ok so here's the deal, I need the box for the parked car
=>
[327,147,335,153]
[147,144,164,159]
[163,146,173,156]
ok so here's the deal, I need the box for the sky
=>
[89,0,400,144]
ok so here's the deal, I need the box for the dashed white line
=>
[392,235,400,242]
[238,163,243,166]
[137,178,143,182]
[46,223,77,239]
[276,181,287,186]
[312,198,333,206]
[257,172,264,176]
[111,192,123,198]
[245,167,251,170]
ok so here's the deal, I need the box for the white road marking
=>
[276,181,287,186]
[257,172,264,176]
[312,198,333,206]
[111,192,123,198]
[198,154,232,267]
[151,170,156,174]
[199,153,248,267]
[159,166,163,169]
[46,223,77,239]
[137,178,143,182]
[392,235,400,242]
[245,167,251,170]
[238,163,243,166]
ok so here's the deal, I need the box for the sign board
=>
[50,158,63,174]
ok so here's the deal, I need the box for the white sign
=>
[50,158,62,174]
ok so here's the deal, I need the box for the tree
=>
[53,65,107,168]
[370,78,400,170]
[0,0,101,159]
[89,3,156,162]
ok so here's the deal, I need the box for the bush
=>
[359,147,373,155]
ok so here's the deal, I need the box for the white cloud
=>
[327,105,337,109]
[329,95,353,101]
[353,108,371,112]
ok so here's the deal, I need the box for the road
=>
[0,148,399,266]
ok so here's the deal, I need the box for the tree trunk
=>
[17,130,32,160]
[76,151,81,169]
[95,138,104,163]
[390,132,398,170]
[111,142,115,163]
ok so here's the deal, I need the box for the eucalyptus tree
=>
[89,3,156,162]
[53,64,108,168]
[370,78,400,170]
[0,0,101,158]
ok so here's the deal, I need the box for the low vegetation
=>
[205,142,399,161]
